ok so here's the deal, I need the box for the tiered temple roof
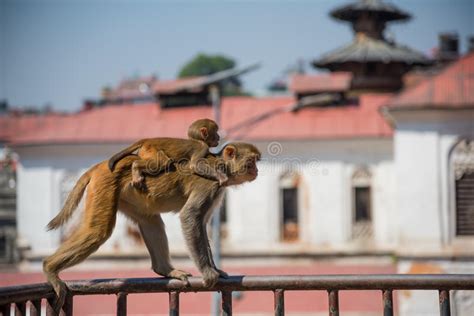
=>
[313,0,431,91]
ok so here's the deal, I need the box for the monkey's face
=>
[222,143,261,185]
[207,130,220,147]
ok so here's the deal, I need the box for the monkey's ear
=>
[200,127,209,140]
[223,145,236,160]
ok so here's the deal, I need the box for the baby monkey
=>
[108,118,227,189]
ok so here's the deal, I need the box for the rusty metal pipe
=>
[1,274,473,305]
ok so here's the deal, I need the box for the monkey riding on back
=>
[43,119,261,311]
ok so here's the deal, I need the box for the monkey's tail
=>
[108,140,144,171]
[46,168,93,231]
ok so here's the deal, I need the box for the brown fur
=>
[43,142,261,311]
[107,119,226,189]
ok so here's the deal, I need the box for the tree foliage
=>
[178,53,250,96]
[178,53,236,78]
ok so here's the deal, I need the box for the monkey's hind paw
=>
[131,177,147,192]
[202,268,220,287]
[168,269,192,284]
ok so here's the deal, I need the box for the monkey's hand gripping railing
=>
[1,274,473,316]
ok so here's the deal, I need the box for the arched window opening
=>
[279,172,300,242]
[452,139,474,236]
[352,167,373,240]
[0,150,17,263]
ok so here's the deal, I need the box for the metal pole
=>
[210,84,222,316]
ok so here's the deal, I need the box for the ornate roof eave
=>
[330,0,411,22]
[313,35,433,69]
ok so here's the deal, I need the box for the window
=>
[280,172,300,242]
[452,140,474,236]
[354,186,371,223]
[352,167,373,240]
[455,173,474,236]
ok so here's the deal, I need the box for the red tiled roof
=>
[8,94,393,146]
[388,52,474,110]
[289,72,352,94]
[0,114,65,143]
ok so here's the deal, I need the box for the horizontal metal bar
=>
[1,274,474,304]
[0,283,54,306]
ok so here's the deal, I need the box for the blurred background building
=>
[0,0,473,315]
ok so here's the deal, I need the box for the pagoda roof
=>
[313,34,432,70]
[331,0,411,22]
[289,72,352,94]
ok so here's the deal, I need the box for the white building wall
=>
[310,161,348,245]
[227,161,280,247]
[371,160,397,246]
[226,139,395,250]
[394,129,442,245]
[17,164,58,253]
[390,109,474,251]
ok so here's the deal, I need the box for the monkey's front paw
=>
[202,268,220,287]
[167,269,192,284]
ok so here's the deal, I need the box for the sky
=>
[1,0,473,112]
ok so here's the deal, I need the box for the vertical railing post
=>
[382,290,393,316]
[274,289,285,316]
[221,291,232,316]
[29,300,42,316]
[117,292,127,316]
[64,293,74,316]
[1,304,11,316]
[46,298,57,316]
[15,301,26,316]
[328,290,339,316]
[439,290,451,316]
[169,291,180,316]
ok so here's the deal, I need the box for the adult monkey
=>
[44,142,261,309]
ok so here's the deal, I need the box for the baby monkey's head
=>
[187,118,220,147]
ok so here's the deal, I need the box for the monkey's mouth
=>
[246,162,258,178]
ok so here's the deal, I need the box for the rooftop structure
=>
[313,0,432,91]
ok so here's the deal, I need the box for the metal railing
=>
[1,274,474,316]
